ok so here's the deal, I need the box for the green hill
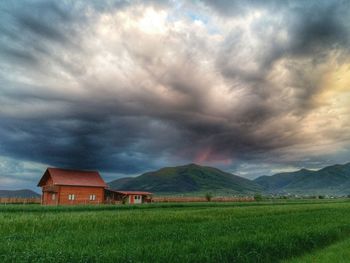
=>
[108,163,262,195]
[254,163,350,195]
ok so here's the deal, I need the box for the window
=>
[89,194,96,201]
[135,195,140,200]
[52,193,56,201]
[68,194,75,200]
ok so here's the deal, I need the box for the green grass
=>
[1,200,350,262]
[285,237,350,263]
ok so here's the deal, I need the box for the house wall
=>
[128,195,134,204]
[58,186,104,205]
[104,192,124,204]
[43,190,59,205]
[41,174,105,205]
[127,195,144,204]
[41,176,57,205]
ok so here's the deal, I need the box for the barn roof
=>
[106,189,152,195]
[37,168,107,187]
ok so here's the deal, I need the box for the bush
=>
[205,192,213,202]
[254,193,263,201]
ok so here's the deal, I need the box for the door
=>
[47,192,56,205]
[134,195,142,204]
[129,195,134,204]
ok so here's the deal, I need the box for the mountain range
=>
[109,163,262,195]
[0,189,40,198]
[254,163,350,195]
[109,162,350,196]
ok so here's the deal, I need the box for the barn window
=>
[89,194,96,201]
[52,193,56,200]
[68,194,76,200]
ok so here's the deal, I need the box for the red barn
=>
[38,168,107,205]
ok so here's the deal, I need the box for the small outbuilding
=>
[38,168,107,205]
[105,189,153,204]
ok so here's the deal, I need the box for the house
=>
[37,168,107,205]
[105,189,153,204]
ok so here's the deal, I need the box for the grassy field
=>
[1,200,350,262]
[286,237,350,263]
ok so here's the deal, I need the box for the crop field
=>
[1,200,350,263]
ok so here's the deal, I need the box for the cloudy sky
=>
[1,0,350,190]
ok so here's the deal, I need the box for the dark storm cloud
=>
[1,1,71,43]
[0,116,160,173]
[0,0,350,188]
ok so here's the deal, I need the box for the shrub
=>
[205,192,213,202]
[254,193,263,201]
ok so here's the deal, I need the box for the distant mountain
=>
[109,162,350,196]
[254,163,350,195]
[109,163,263,195]
[0,189,41,198]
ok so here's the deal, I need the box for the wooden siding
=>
[58,186,104,205]
[42,190,58,205]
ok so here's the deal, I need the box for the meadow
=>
[1,200,350,262]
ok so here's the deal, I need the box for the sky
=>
[1,0,350,191]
